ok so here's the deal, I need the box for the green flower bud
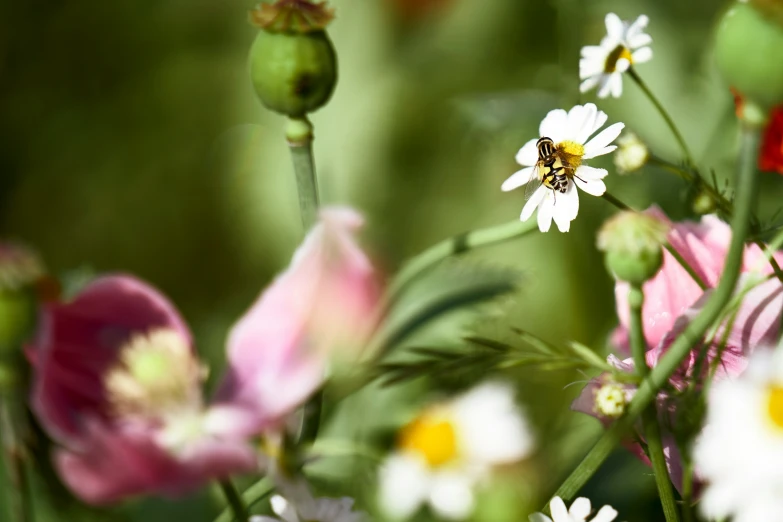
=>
[691,187,718,215]
[248,0,338,117]
[0,243,44,356]
[715,2,783,109]
[597,211,670,285]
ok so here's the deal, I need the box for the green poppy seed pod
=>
[715,2,783,110]
[248,1,338,117]
[597,211,670,286]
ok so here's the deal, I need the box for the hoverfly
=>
[524,137,584,202]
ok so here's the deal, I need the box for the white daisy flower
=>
[529,496,618,522]
[694,348,783,522]
[580,13,653,98]
[501,103,624,233]
[378,382,534,520]
[251,495,365,522]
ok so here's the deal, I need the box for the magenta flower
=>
[574,208,783,491]
[215,207,381,433]
[29,276,259,504]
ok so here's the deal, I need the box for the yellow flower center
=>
[767,385,783,430]
[595,383,627,418]
[556,141,585,170]
[398,410,458,467]
[105,329,206,419]
[604,45,634,73]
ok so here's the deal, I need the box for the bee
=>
[524,137,581,202]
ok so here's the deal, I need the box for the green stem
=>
[681,457,695,522]
[629,285,680,522]
[550,123,761,504]
[218,479,251,522]
[0,396,32,522]
[628,68,695,167]
[386,218,539,304]
[213,478,273,522]
[286,117,320,230]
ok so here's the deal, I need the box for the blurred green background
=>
[1,0,780,520]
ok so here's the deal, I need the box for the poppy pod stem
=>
[550,123,761,506]
[286,117,320,229]
[218,479,250,522]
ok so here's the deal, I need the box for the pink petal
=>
[216,207,380,432]
[55,420,257,504]
[30,275,192,445]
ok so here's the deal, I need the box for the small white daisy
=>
[251,495,365,522]
[501,103,624,232]
[529,496,618,522]
[580,13,653,98]
[694,347,783,522]
[378,382,534,520]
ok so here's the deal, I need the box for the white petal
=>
[632,46,653,64]
[539,109,568,142]
[609,73,623,98]
[552,184,578,232]
[566,104,597,144]
[597,75,613,99]
[251,518,280,522]
[592,505,619,522]
[628,32,652,48]
[537,193,554,232]
[580,45,606,59]
[569,497,592,519]
[271,496,299,522]
[575,174,606,199]
[584,122,625,159]
[502,167,536,192]
[615,57,630,73]
[626,14,649,38]
[580,75,602,94]
[528,514,554,522]
[580,59,604,80]
[575,103,600,144]
[605,13,624,40]
[378,454,429,520]
[521,183,546,222]
[428,473,474,521]
[550,497,569,521]
[515,138,540,166]
[576,165,609,182]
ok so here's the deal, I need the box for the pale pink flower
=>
[214,207,381,433]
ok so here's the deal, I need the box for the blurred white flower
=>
[378,382,534,520]
[580,13,653,98]
[694,348,783,522]
[529,496,618,522]
[251,495,365,522]
[501,103,624,232]
[614,132,649,173]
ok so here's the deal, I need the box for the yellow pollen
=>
[398,411,458,467]
[604,45,634,73]
[105,329,205,419]
[767,385,783,430]
[557,141,585,170]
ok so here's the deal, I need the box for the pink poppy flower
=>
[29,275,259,504]
[574,208,783,491]
[214,207,381,433]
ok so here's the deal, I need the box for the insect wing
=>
[524,162,544,201]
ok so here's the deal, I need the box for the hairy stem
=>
[286,117,320,230]
[550,123,761,503]
[629,285,680,522]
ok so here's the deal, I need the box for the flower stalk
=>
[218,479,251,522]
[286,117,320,229]
[629,284,680,522]
[628,67,694,167]
[0,396,32,522]
[551,123,761,504]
